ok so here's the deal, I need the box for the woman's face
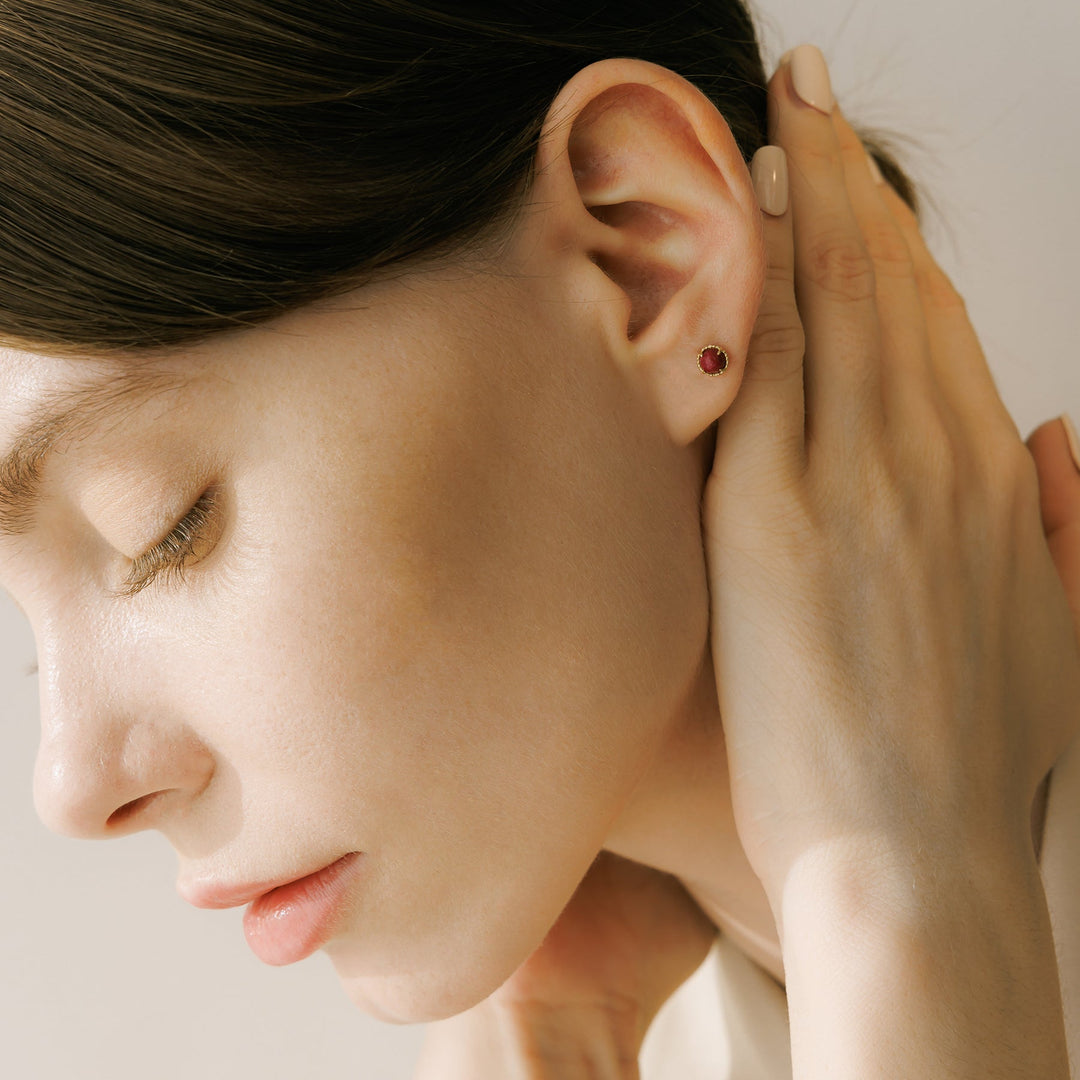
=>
[0,243,713,1021]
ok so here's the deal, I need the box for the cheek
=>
[187,319,708,1019]
[188,558,613,1022]
[269,444,704,1017]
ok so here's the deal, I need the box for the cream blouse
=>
[640,734,1080,1078]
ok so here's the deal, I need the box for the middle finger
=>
[829,108,942,438]
[769,46,884,456]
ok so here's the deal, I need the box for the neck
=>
[602,647,786,988]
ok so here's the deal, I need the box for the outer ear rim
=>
[532,57,767,448]
[536,58,760,221]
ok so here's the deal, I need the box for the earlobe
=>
[532,59,765,446]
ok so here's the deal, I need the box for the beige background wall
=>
[2,1,1077,1076]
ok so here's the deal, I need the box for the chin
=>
[319,858,595,1025]
[328,945,517,1025]
[333,969,500,1026]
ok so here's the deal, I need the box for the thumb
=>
[1026,414,1080,629]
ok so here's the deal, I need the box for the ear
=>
[525,58,765,446]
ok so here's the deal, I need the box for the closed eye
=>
[111,486,224,599]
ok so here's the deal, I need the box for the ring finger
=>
[878,182,1023,447]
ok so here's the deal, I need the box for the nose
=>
[32,663,214,840]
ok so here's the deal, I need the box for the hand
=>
[704,47,1080,920]
[414,850,716,1076]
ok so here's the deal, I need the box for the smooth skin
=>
[712,57,1078,917]
[717,53,1074,1079]
[416,50,1078,1079]
[1,53,768,1025]
[0,43,1071,1072]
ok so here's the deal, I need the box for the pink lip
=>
[243,852,362,966]
[180,852,363,967]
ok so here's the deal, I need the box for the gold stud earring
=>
[697,345,729,376]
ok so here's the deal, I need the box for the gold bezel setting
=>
[697,345,729,376]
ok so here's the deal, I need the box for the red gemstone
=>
[699,346,726,375]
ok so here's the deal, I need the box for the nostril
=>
[106,792,162,830]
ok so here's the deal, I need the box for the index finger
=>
[712,144,807,497]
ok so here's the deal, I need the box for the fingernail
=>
[789,44,834,115]
[1061,414,1080,476]
[778,49,794,67]
[867,153,884,185]
[751,145,788,216]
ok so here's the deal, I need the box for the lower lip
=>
[242,852,362,966]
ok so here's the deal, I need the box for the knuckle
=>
[750,312,806,364]
[764,258,795,288]
[884,409,959,511]
[823,451,915,558]
[804,232,877,304]
[861,457,910,540]
[861,221,914,280]
[977,433,1041,509]
[916,264,966,314]
[910,412,958,492]
[958,439,1041,560]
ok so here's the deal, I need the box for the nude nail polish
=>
[751,146,788,217]
[1061,413,1080,476]
[789,44,834,115]
[867,153,884,185]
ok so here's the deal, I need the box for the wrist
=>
[774,831,1041,948]
[776,838,1068,1079]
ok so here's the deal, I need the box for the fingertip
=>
[1027,415,1080,482]
[1062,414,1080,476]
[1027,415,1080,535]
[788,44,834,115]
[765,51,797,110]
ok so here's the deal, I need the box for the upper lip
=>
[177,859,342,910]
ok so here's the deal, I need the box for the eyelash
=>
[115,487,223,599]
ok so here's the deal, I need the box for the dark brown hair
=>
[0,1,916,359]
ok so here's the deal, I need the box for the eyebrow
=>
[0,365,185,539]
